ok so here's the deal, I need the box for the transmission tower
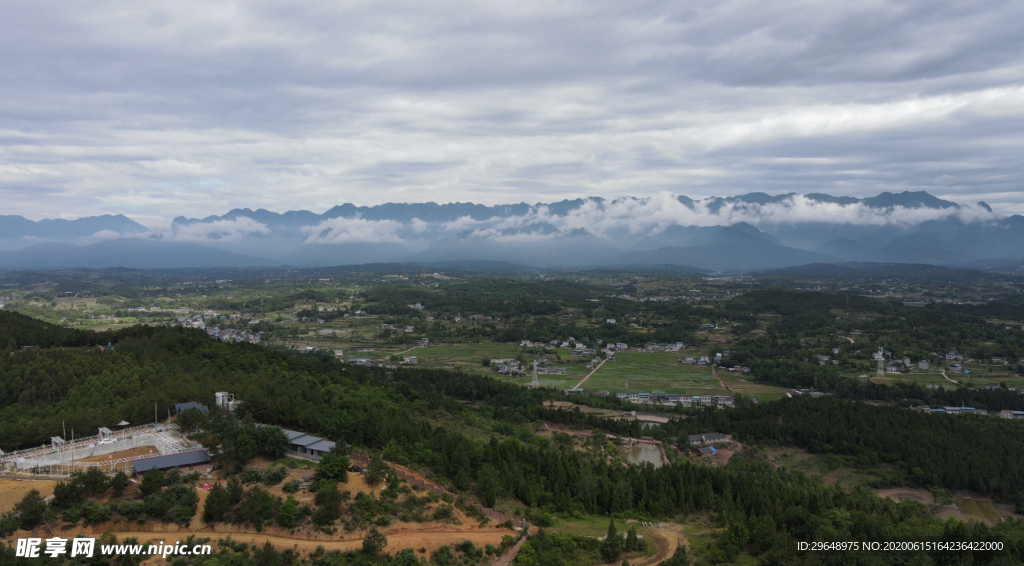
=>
[530,361,539,388]
[874,347,885,377]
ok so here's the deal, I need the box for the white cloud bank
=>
[439,193,1001,242]
[301,217,405,244]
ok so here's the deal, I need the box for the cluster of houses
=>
[381,323,416,333]
[565,389,736,408]
[129,306,192,314]
[512,339,687,354]
[204,327,262,344]
[351,358,397,369]
[913,403,1024,417]
[491,359,524,376]
[490,358,569,376]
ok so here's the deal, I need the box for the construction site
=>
[0,423,202,477]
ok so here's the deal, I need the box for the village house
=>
[282,429,336,460]
[688,432,728,446]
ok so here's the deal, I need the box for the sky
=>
[1,0,1023,226]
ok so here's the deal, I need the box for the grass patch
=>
[960,498,984,521]
[976,500,1003,523]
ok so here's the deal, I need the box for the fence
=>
[0,423,201,478]
[350,452,528,529]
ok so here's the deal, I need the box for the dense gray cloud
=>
[1,0,1022,226]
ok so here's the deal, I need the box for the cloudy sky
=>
[2,0,1023,225]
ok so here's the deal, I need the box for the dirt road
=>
[41,526,511,557]
[632,523,688,566]
[572,359,606,390]
[712,367,729,392]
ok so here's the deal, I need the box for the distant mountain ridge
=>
[169,191,973,229]
[0,191,1016,270]
[0,214,145,239]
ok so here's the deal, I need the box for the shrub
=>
[140,469,166,496]
[15,490,46,530]
[261,466,287,486]
[203,484,231,523]
[108,471,129,495]
[277,496,300,529]
[431,505,453,521]
[82,502,112,526]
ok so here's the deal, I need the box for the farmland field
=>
[577,351,721,395]
[960,498,985,522]
[975,500,1004,523]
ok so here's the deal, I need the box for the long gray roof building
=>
[132,450,211,474]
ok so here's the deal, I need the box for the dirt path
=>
[572,359,606,390]
[632,530,670,566]
[940,369,959,384]
[50,527,511,556]
[712,367,729,392]
[394,345,422,356]
[631,523,688,566]
[491,534,527,566]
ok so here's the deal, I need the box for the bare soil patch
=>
[79,447,156,463]
[874,488,935,505]
[0,479,57,513]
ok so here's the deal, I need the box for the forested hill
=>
[7,316,1024,563]
[679,397,1024,509]
[0,310,134,349]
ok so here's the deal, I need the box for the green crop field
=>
[720,375,790,400]
[976,500,1004,523]
[575,351,721,395]
[960,498,985,521]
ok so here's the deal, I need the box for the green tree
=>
[362,526,388,556]
[77,468,110,496]
[52,481,84,510]
[313,481,342,526]
[257,425,290,459]
[222,430,258,472]
[140,469,166,496]
[602,520,621,563]
[14,489,46,531]
[108,471,129,496]
[625,526,638,552]
[177,407,209,437]
[236,487,275,528]
[203,483,231,523]
[364,456,389,486]
[315,447,350,483]
[662,545,690,566]
[277,496,299,529]
[226,476,244,504]
[254,541,282,566]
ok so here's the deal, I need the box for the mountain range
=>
[2,191,1021,272]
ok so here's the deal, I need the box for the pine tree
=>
[625,526,639,552]
[602,519,621,563]
[203,483,231,523]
